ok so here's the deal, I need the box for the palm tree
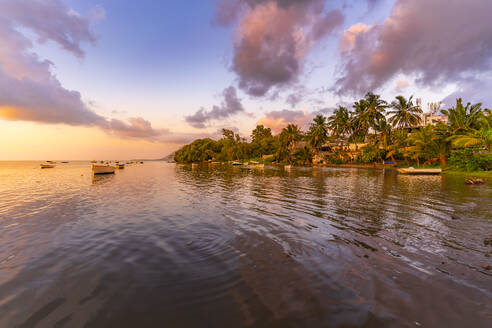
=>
[280,124,303,151]
[388,95,422,128]
[363,92,388,131]
[328,106,351,137]
[351,92,388,140]
[452,127,492,152]
[386,129,409,165]
[407,125,439,166]
[432,123,452,167]
[441,98,484,134]
[307,115,329,152]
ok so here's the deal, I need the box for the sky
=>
[0,0,491,160]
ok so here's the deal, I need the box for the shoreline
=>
[180,161,492,179]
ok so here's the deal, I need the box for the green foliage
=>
[173,96,491,171]
[448,149,492,171]
[251,125,272,142]
[388,95,422,128]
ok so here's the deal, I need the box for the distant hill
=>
[158,152,175,162]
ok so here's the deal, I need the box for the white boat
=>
[397,167,442,175]
[231,161,241,166]
[40,164,56,169]
[91,164,116,175]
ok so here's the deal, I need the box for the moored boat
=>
[92,164,116,175]
[116,164,125,169]
[40,164,56,169]
[284,165,292,170]
[397,167,442,175]
[231,161,241,166]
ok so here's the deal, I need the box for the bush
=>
[448,149,492,171]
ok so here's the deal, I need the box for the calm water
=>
[0,161,491,327]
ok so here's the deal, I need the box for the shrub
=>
[448,149,492,171]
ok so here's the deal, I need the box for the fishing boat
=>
[116,164,125,169]
[91,164,116,175]
[40,164,56,169]
[90,160,97,163]
[61,161,69,164]
[397,167,442,175]
[46,160,56,164]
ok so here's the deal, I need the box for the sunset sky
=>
[1,0,491,160]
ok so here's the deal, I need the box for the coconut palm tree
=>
[280,124,303,150]
[452,127,492,152]
[386,129,409,165]
[328,106,351,137]
[307,114,329,152]
[441,98,483,134]
[388,95,422,128]
[363,92,389,131]
[407,125,439,166]
[351,93,388,140]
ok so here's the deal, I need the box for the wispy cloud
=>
[0,0,169,143]
[185,86,245,128]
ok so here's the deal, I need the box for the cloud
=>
[106,117,165,140]
[395,79,409,90]
[335,0,492,95]
[0,0,97,58]
[257,109,315,133]
[0,0,171,143]
[216,0,343,96]
[185,86,245,128]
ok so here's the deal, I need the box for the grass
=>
[442,170,492,178]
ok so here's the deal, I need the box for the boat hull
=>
[397,168,442,175]
[40,164,55,169]
[92,164,116,175]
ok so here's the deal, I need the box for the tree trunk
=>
[439,153,447,168]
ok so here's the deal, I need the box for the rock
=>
[465,178,484,185]
[484,238,492,246]
[481,264,491,270]
[451,215,460,220]
[186,241,193,246]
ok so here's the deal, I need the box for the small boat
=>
[231,161,241,166]
[91,164,116,175]
[254,164,265,168]
[284,165,292,170]
[90,160,97,163]
[61,161,69,164]
[116,164,125,169]
[192,163,199,168]
[397,167,442,175]
[46,160,56,164]
[40,164,56,169]
[140,161,144,164]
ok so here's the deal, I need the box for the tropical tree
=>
[307,114,329,152]
[278,124,303,163]
[328,106,351,137]
[407,125,439,166]
[452,127,492,152]
[388,95,422,128]
[351,92,388,140]
[251,125,272,142]
[432,123,452,167]
[386,129,409,164]
[441,98,483,134]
